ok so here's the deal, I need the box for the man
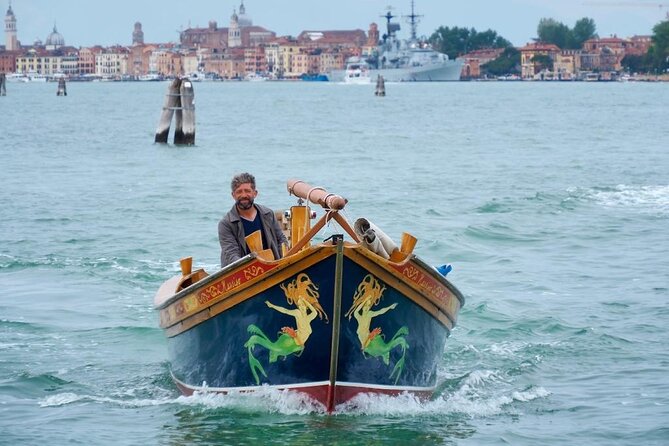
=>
[218,172,287,267]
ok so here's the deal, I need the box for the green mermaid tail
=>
[244,324,305,385]
[363,326,409,384]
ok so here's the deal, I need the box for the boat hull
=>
[330,59,464,83]
[155,243,463,410]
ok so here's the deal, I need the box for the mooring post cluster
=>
[155,77,196,145]
[0,73,6,96]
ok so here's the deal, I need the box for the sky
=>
[6,0,668,48]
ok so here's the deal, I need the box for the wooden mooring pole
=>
[154,77,196,145]
[375,75,385,96]
[174,78,195,145]
[56,78,67,96]
[154,78,182,143]
[0,73,6,96]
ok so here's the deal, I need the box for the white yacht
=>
[343,58,371,84]
[5,72,48,82]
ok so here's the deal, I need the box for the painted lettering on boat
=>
[391,263,460,315]
[198,277,242,304]
[196,261,278,304]
[160,260,277,327]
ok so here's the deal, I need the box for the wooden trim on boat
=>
[326,236,345,412]
[344,246,460,329]
[163,245,337,337]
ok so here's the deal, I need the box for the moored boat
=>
[343,58,371,84]
[138,73,163,81]
[154,179,464,412]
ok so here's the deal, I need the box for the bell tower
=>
[228,8,241,48]
[5,1,18,51]
[132,22,144,45]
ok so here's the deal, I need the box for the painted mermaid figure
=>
[244,273,328,384]
[346,274,409,384]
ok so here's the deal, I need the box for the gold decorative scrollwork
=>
[244,265,265,280]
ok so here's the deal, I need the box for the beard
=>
[236,197,254,210]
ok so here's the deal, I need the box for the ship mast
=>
[404,0,423,41]
[381,8,397,42]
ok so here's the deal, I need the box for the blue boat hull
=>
[156,243,463,410]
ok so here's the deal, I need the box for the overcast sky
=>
[7,0,668,48]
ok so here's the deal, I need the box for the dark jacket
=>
[218,203,287,267]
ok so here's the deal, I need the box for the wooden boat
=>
[154,179,464,412]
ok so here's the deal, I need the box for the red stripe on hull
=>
[173,379,432,412]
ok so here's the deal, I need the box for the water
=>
[1,80,668,445]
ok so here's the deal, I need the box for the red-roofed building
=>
[460,48,504,79]
[581,36,626,72]
[296,30,367,50]
[625,35,652,57]
[0,50,19,73]
[519,42,561,79]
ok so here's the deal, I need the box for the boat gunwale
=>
[158,243,462,337]
[154,253,258,311]
[343,247,460,329]
[159,244,339,334]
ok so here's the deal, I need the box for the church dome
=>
[237,1,252,27]
[46,25,65,47]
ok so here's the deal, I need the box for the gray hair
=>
[230,172,256,192]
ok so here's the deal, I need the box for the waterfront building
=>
[181,50,200,75]
[296,30,367,50]
[14,47,73,75]
[519,42,560,79]
[291,49,321,76]
[0,50,17,72]
[95,45,130,78]
[276,39,301,78]
[203,50,244,79]
[244,45,266,74]
[180,20,225,52]
[460,48,504,79]
[263,40,281,76]
[148,45,181,77]
[15,48,44,73]
[128,42,161,78]
[362,23,380,55]
[318,50,346,76]
[554,50,581,80]
[58,51,79,76]
[581,36,626,72]
[78,47,100,75]
[4,1,18,51]
[625,35,652,57]
[179,1,275,51]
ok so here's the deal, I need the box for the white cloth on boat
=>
[353,218,398,259]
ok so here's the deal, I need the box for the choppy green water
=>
[1,81,668,445]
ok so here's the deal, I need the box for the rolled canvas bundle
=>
[354,218,399,260]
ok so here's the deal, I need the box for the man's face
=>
[232,182,258,210]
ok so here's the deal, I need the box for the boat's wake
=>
[38,374,549,417]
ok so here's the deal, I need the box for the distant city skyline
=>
[7,0,668,48]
